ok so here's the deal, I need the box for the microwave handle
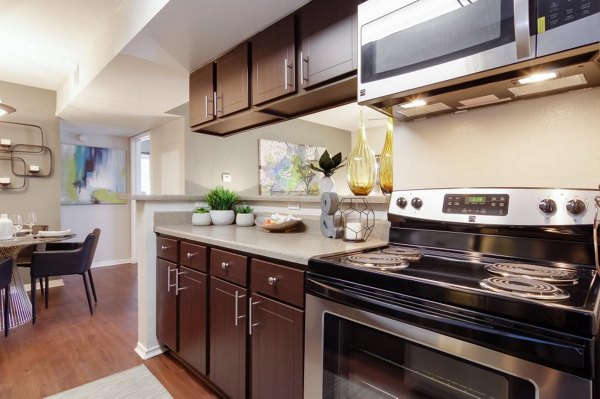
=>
[514,0,531,59]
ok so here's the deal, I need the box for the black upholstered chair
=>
[16,225,49,296]
[30,228,101,323]
[0,258,13,336]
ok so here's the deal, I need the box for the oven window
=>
[322,314,535,399]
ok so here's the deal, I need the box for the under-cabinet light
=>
[400,99,427,109]
[518,72,558,85]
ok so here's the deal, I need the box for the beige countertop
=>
[129,194,391,204]
[154,223,388,265]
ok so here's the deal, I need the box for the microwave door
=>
[358,0,536,103]
[536,0,600,57]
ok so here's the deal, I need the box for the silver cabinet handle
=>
[234,291,246,327]
[161,245,168,251]
[176,271,186,295]
[213,91,217,116]
[167,266,176,292]
[300,51,309,84]
[268,276,278,285]
[205,95,208,118]
[284,58,288,89]
[249,298,261,335]
[221,261,229,270]
[514,0,531,59]
[186,252,196,259]
[215,93,223,115]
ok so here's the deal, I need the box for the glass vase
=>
[379,117,394,194]
[347,109,375,196]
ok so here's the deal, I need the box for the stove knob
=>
[396,197,408,208]
[411,197,423,209]
[566,199,586,215]
[538,198,556,214]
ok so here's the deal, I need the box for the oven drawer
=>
[251,259,304,308]
[180,242,208,272]
[210,248,248,286]
[157,236,178,263]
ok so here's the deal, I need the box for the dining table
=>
[0,232,76,332]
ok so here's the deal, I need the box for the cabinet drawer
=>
[180,242,208,272]
[251,259,304,308]
[210,248,248,286]
[157,237,178,263]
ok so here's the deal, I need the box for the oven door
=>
[304,277,592,399]
[358,0,536,103]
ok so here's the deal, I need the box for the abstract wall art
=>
[61,144,127,204]
[258,139,325,196]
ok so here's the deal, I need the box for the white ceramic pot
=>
[236,213,255,227]
[210,210,235,225]
[192,212,211,226]
[319,175,336,193]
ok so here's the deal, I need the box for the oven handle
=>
[306,275,592,379]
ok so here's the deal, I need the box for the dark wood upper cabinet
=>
[252,15,296,105]
[178,267,207,375]
[189,63,215,127]
[210,277,247,399]
[250,293,304,399]
[156,258,177,351]
[216,43,250,117]
[299,0,360,88]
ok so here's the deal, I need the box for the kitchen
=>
[1,0,599,398]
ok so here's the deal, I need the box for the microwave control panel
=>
[538,0,599,32]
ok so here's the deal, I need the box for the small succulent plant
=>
[235,205,254,214]
[205,186,239,210]
[193,206,210,214]
[310,150,346,177]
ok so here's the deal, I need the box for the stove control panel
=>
[389,188,599,226]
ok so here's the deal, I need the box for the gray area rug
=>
[45,364,173,399]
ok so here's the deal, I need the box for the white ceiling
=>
[0,0,312,137]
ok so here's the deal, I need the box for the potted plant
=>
[205,186,239,225]
[192,206,211,226]
[235,205,255,227]
[310,150,346,193]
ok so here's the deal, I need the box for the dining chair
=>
[30,228,101,324]
[0,258,13,336]
[15,225,49,296]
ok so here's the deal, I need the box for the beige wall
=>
[393,87,600,190]
[150,118,186,195]
[0,81,61,229]
[60,130,131,266]
[185,118,353,195]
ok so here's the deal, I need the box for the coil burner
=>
[485,263,578,284]
[480,276,570,300]
[341,253,409,271]
[381,246,422,261]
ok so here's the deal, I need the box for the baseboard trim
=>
[92,259,133,268]
[135,342,164,360]
[23,278,65,292]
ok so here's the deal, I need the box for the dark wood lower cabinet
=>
[156,258,177,351]
[178,267,207,375]
[250,293,304,399]
[210,277,247,399]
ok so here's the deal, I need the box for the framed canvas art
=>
[61,144,127,204]
[258,139,325,196]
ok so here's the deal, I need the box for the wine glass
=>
[9,214,22,237]
[24,212,37,236]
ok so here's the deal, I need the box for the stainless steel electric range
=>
[305,188,600,399]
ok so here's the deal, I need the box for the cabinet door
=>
[178,267,207,375]
[216,43,249,117]
[156,258,177,351]
[252,15,295,105]
[210,277,247,399]
[250,293,304,399]
[189,63,216,127]
[299,0,360,88]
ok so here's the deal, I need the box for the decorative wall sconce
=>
[0,120,52,190]
[0,103,16,118]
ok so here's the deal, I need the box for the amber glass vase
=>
[347,110,375,196]
[379,117,393,194]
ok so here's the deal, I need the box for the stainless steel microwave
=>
[357,0,600,105]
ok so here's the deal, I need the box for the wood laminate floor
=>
[0,264,218,399]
